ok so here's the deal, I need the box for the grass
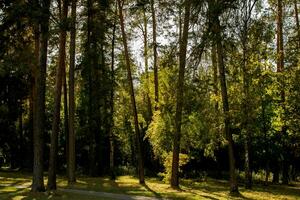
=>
[0,171,299,199]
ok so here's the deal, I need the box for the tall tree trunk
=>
[150,0,159,110]
[214,17,239,194]
[242,28,252,190]
[109,1,117,180]
[170,0,191,188]
[68,0,77,184]
[241,1,257,189]
[47,0,68,190]
[276,0,289,185]
[117,0,145,184]
[32,0,50,192]
[63,58,69,172]
[143,9,152,122]
[86,0,96,177]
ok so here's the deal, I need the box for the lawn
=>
[0,171,299,199]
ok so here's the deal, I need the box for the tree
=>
[294,0,300,48]
[32,0,51,192]
[108,0,117,180]
[238,0,257,189]
[47,0,68,190]
[275,0,289,185]
[209,0,239,194]
[68,0,77,183]
[170,0,191,188]
[117,0,145,184]
[142,6,153,122]
[150,0,159,110]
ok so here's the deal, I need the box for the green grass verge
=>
[1,171,299,199]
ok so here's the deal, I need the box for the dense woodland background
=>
[0,0,300,195]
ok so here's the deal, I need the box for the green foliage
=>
[158,152,190,183]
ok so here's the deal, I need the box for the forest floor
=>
[0,171,299,200]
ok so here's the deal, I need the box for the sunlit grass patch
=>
[1,171,299,199]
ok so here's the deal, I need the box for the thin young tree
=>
[117,0,145,184]
[171,0,191,188]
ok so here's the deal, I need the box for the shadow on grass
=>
[251,184,300,198]
[141,183,162,198]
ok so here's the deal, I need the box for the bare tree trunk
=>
[150,0,159,110]
[47,0,68,190]
[214,16,239,194]
[109,1,117,180]
[143,9,152,122]
[276,0,289,185]
[242,28,252,190]
[32,0,50,192]
[170,0,191,188]
[68,0,76,184]
[277,0,284,74]
[117,0,145,184]
[63,58,69,171]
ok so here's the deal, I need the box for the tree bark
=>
[277,0,284,74]
[47,0,68,190]
[214,16,239,194]
[86,0,96,177]
[109,1,117,180]
[63,58,69,172]
[117,0,145,184]
[143,9,152,122]
[150,0,159,110]
[276,0,289,185]
[170,0,191,188]
[294,0,300,48]
[242,24,252,190]
[32,0,50,192]
[68,0,77,184]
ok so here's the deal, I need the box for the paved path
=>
[59,188,166,200]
